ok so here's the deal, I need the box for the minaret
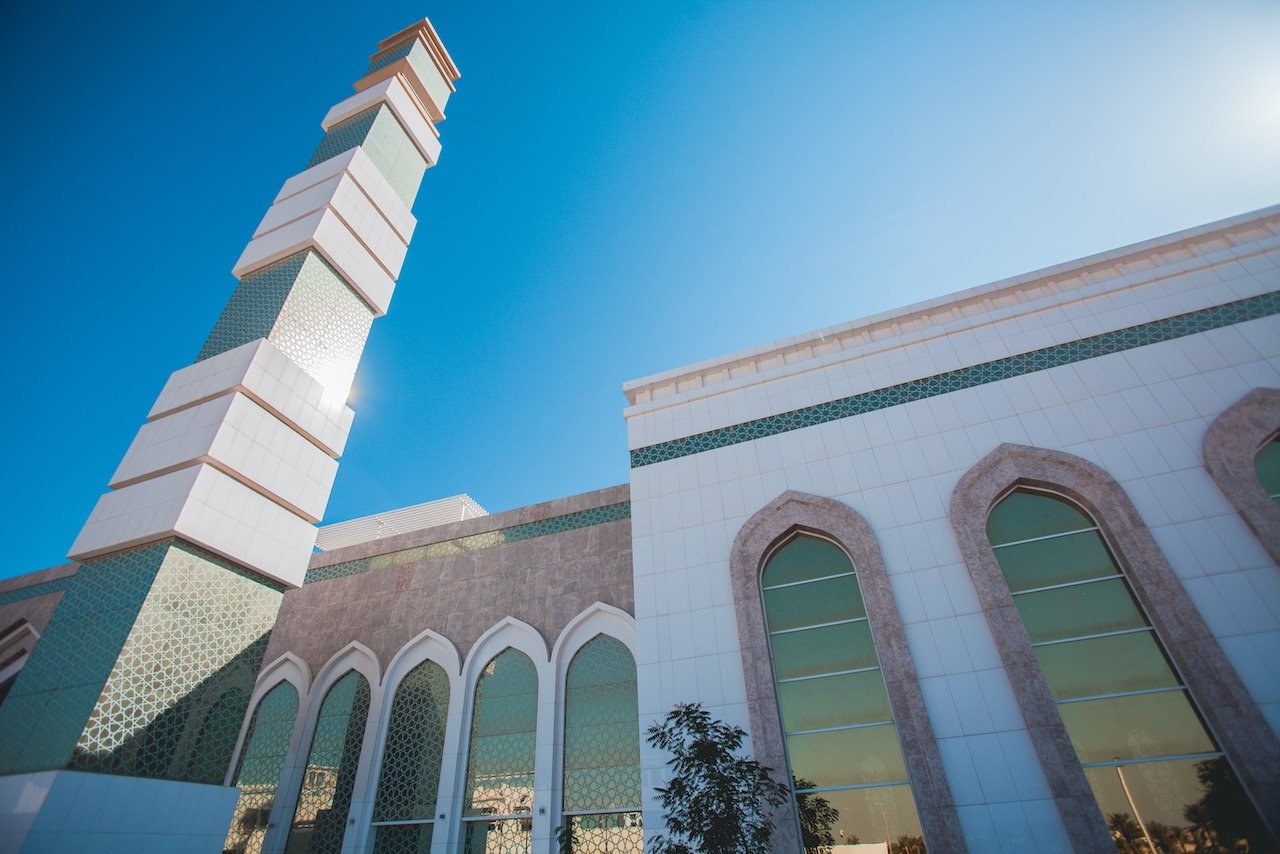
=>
[0,18,458,799]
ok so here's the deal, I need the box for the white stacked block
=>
[322,75,442,167]
[275,147,416,244]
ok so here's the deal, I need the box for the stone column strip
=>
[729,490,967,854]
[950,442,1280,851]
[1203,387,1280,567]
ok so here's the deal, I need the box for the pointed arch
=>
[950,442,1280,850]
[225,652,310,788]
[1203,387,1280,566]
[552,603,636,681]
[730,490,966,853]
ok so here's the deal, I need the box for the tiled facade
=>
[1,15,1279,854]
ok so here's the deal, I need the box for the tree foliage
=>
[646,703,789,854]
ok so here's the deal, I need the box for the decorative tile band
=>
[630,290,1280,468]
[0,576,74,608]
[305,501,633,585]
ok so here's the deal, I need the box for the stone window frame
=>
[730,490,966,853]
[1203,387,1280,567]
[949,442,1280,852]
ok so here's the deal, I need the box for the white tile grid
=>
[322,75,442,166]
[625,246,1280,449]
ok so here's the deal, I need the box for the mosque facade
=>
[0,18,1278,854]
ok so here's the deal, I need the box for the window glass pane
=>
[1059,690,1215,763]
[1256,439,1280,499]
[1084,757,1271,850]
[562,636,641,813]
[563,813,644,854]
[995,530,1117,592]
[764,575,864,632]
[771,621,876,680]
[462,817,532,854]
[1035,631,1178,700]
[1014,578,1146,643]
[372,822,433,853]
[225,682,299,854]
[286,671,371,854]
[786,723,908,788]
[779,670,891,733]
[987,490,1093,545]
[795,784,925,852]
[763,535,854,587]
[374,659,450,822]
[464,649,537,818]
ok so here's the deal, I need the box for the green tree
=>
[794,778,841,853]
[646,703,789,854]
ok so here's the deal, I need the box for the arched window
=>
[1256,436,1280,509]
[762,534,923,851]
[286,671,371,854]
[561,634,641,852]
[223,681,299,854]
[462,647,538,853]
[370,659,451,852]
[988,489,1271,848]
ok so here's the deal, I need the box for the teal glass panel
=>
[562,813,644,854]
[1034,631,1178,700]
[795,784,924,851]
[786,724,908,788]
[374,660,450,821]
[994,530,1117,592]
[308,107,378,167]
[371,822,433,854]
[779,671,891,733]
[462,817,532,854]
[1059,690,1214,763]
[286,671,372,854]
[987,490,1094,546]
[763,536,855,587]
[1014,578,1146,643]
[1256,438,1280,504]
[225,682,300,854]
[770,620,876,680]
[563,636,640,813]
[764,575,864,632]
[464,649,537,818]
[1084,757,1272,849]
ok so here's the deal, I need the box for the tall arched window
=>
[561,634,641,852]
[988,489,1271,848]
[762,534,923,851]
[462,647,538,853]
[1256,436,1280,509]
[223,681,299,854]
[286,671,372,854]
[370,659,451,852]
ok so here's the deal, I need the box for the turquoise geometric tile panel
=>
[70,541,283,782]
[630,290,1280,467]
[199,253,307,361]
[364,42,414,76]
[308,107,380,169]
[0,542,168,775]
[305,502,631,585]
[363,106,428,205]
[373,659,450,822]
[286,671,371,854]
[0,575,73,607]
[224,681,301,854]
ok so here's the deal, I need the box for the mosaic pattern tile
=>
[224,681,300,854]
[363,107,428,205]
[560,813,643,854]
[563,636,641,813]
[199,250,374,399]
[0,575,73,607]
[371,822,434,854]
[630,290,1280,467]
[308,108,380,169]
[365,42,414,76]
[71,542,282,782]
[373,659,450,822]
[305,502,631,584]
[286,671,371,854]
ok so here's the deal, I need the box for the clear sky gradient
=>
[2,1,1278,578]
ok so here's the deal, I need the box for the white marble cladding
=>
[324,74,442,167]
[628,315,1280,850]
[111,392,338,522]
[624,204,1280,450]
[276,147,415,244]
[70,464,316,587]
[151,339,354,458]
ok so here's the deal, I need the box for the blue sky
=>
[2,1,1278,578]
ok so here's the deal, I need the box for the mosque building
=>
[0,17,1277,854]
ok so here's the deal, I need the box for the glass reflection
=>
[1256,438,1280,509]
